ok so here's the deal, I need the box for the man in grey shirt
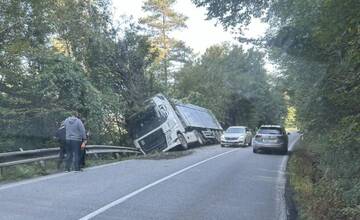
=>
[64,114,87,171]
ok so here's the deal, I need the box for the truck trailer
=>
[128,94,223,154]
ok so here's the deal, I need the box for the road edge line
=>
[277,134,302,220]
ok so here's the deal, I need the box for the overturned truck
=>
[128,94,223,154]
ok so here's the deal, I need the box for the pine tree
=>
[140,0,188,88]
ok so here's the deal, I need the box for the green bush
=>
[289,117,360,220]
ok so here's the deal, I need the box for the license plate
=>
[264,139,277,143]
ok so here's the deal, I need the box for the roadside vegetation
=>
[0,0,284,153]
[0,149,194,183]
[193,0,359,219]
[174,45,285,128]
[0,154,132,183]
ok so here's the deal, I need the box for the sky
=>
[111,0,268,55]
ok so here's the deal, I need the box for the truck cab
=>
[128,94,223,154]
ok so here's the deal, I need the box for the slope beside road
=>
[0,133,300,220]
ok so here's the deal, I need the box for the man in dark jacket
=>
[64,114,87,171]
[55,122,66,169]
[79,129,90,169]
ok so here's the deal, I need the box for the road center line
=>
[79,148,238,220]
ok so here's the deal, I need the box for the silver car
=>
[221,126,253,147]
[252,125,288,154]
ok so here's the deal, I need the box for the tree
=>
[140,0,189,88]
[0,0,158,151]
[192,0,269,33]
[0,49,103,151]
[192,0,360,218]
[175,44,285,128]
[106,24,158,116]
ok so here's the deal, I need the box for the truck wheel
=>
[195,130,205,145]
[214,131,221,143]
[178,133,188,150]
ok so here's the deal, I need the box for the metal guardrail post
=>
[39,160,46,171]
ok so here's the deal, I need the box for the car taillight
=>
[255,135,262,141]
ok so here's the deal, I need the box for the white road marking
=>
[78,148,239,220]
[0,145,221,191]
[276,133,302,220]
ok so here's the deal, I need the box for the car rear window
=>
[226,127,245,133]
[258,128,282,134]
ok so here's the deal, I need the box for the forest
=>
[1,0,359,218]
[0,0,284,151]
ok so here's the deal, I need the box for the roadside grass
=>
[288,147,317,220]
[0,149,194,183]
[0,160,60,183]
[0,154,137,183]
[288,138,360,220]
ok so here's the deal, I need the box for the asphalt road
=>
[0,133,300,220]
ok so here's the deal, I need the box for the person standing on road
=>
[64,113,87,172]
[54,121,66,169]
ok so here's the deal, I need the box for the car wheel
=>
[253,148,258,153]
[178,133,188,150]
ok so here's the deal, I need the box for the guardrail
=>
[0,145,142,174]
